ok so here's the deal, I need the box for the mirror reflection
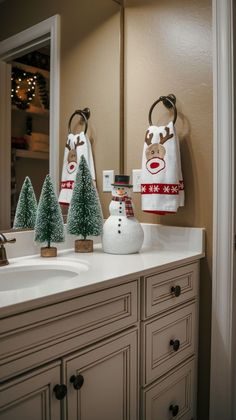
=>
[11,46,50,225]
[0,0,122,231]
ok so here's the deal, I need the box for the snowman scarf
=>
[112,196,134,217]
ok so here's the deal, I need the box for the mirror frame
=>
[0,15,60,231]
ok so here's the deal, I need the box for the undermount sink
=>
[0,258,89,293]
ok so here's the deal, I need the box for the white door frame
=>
[210,0,235,418]
[0,15,60,228]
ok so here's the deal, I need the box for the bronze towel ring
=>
[68,107,90,134]
[148,94,177,126]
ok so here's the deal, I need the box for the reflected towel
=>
[58,131,95,205]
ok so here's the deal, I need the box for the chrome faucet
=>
[0,233,16,266]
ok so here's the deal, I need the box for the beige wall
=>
[124,0,212,418]
[0,0,121,218]
[1,0,212,417]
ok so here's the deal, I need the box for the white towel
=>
[141,121,184,214]
[58,131,95,205]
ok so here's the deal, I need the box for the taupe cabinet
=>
[141,262,199,419]
[0,261,199,420]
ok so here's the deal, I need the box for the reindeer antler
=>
[159,127,174,145]
[66,140,71,151]
[145,130,153,145]
[75,135,84,148]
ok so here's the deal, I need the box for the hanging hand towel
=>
[141,121,184,214]
[58,131,95,205]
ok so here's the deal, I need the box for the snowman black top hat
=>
[111,175,133,188]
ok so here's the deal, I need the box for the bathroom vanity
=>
[0,225,204,420]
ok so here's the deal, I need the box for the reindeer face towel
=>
[141,121,184,214]
[58,132,95,205]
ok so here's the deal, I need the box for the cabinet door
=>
[0,362,61,420]
[64,329,138,420]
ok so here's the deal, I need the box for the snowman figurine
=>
[102,175,144,254]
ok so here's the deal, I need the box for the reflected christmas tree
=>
[13,176,37,230]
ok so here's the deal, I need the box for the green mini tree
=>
[67,155,103,252]
[13,176,37,229]
[35,174,65,257]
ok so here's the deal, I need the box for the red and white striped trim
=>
[141,181,184,195]
[60,181,74,190]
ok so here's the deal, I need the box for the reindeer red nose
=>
[150,162,160,169]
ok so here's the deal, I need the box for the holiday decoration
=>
[13,176,37,229]
[102,175,144,254]
[67,155,103,252]
[11,66,49,110]
[35,174,65,257]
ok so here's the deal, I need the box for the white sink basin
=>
[0,258,88,293]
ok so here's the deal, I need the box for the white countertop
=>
[0,224,205,317]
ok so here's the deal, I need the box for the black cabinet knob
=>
[169,404,179,416]
[53,384,67,400]
[70,374,84,390]
[171,285,181,297]
[170,339,180,351]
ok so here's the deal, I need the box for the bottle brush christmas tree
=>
[13,176,37,229]
[67,155,103,252]
[35,174,65,257]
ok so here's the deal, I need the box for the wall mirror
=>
[0,0,122,231]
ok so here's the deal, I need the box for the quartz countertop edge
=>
[0,225,205,317]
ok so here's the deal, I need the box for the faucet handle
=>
[0,233,16,266]
[0,233,16,245]
[5,238,16,244]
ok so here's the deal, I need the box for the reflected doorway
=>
[10,46,50,225]
[0,15,60,231]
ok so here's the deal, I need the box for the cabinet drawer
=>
[142,358,196,420]
[142,302,197,385]
[142,262,199,319]
[0,280,138,381]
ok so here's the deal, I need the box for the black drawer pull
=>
[171,285,181,297]
[170,339,180,351]
[169,404,179,416]
[53,384,67,400]
[70,374,84,390]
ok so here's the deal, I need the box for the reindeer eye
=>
[151,150,154,154]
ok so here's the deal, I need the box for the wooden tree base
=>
[41,246,57,257]
[75,239,93,253]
